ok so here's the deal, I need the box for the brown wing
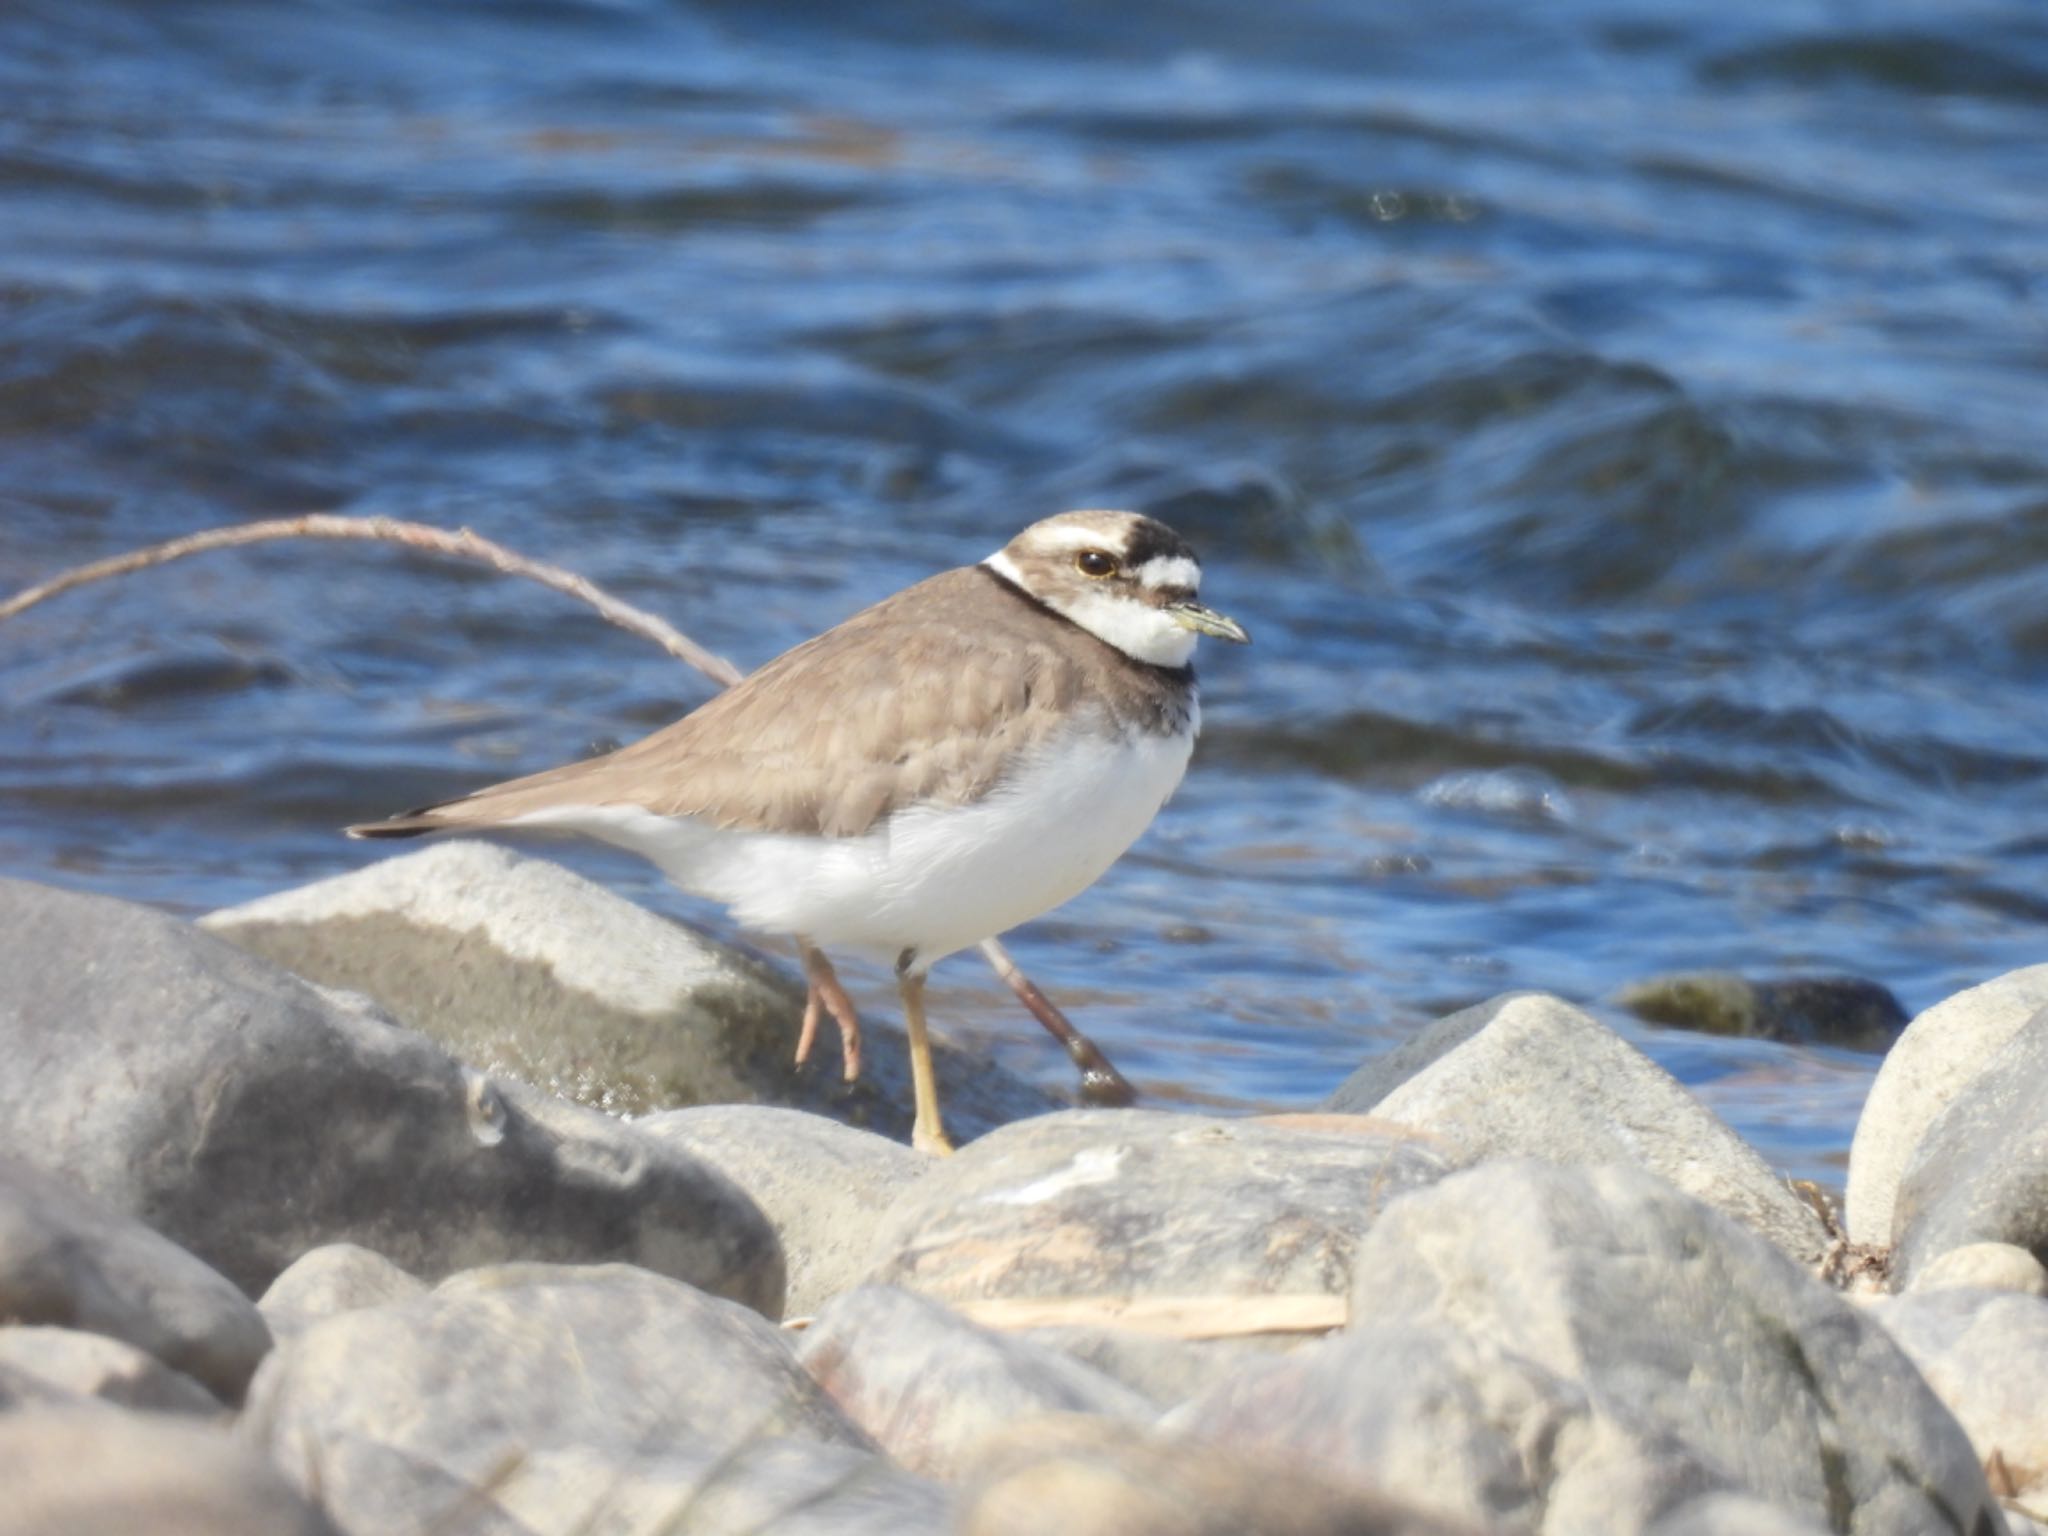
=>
[348,567,1096,841]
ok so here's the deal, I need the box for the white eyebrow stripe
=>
[1031,524,1123,554]
[1136,555,1201,591]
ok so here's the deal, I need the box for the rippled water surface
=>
[5,0,2047,1184]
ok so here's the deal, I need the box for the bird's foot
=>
[796,940,864,1082]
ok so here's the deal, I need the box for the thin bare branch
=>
[0,513,746,687]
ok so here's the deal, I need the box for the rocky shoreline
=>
[2,843,2044,1535]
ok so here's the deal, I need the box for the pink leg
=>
[797,939,864,1082]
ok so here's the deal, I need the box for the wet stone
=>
[1614,970,1906,1050]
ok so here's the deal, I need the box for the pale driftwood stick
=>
[0,513,1134,1101]
[783,1293,1347,1340]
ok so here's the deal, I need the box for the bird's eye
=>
[1075,549,1118,578]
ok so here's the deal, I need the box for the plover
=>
[348,510,1248,1153]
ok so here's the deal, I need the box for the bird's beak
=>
[1168,601,1251,644]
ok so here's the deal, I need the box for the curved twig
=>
[0,513,745,686]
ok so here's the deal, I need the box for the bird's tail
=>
[343,807,452,840]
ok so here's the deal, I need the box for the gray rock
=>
[1021,1325,1293,1410]
[204,842,1056,1139]
[1309,1160,1995,1535]
[864,1109,1453,1303]
[257,1244,425,1338]
[0,876,781,1312]
[1892,1007,2048,1287]
[635,1105,927,1315]
[243,1262,873,1536]
[1615,971,1906,1051]
[1910,1243,2048,1298]
[1875,1288,2048,1501]
[0,1408,338,1536]
[1647,1493,1833,1536]
[1848,965,2048,1245]
[1322,993,1827,1264]
[957,1415,1485,1536]
[1170,1321,1585,1534]
[0,1326,223,1415]
[796,1284,1151,1477]
[0,1154,270,1403]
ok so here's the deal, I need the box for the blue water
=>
[4,0,2047,1184]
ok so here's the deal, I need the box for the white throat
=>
[982,552,1199,668]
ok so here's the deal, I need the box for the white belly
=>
[509,719,1196,967]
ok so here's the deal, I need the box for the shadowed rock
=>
[204,842,1057,1140]
[0,876,782,1311]
[0,1154,269,1403]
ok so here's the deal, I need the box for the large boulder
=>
[1322,994,1827,1263]
[635,1105,927,1315]
[0,1408,338,1536]
[204,842,1056,1139]
[0,876,782,1311]
[795,1284,1151,1477]
[1176,1160,1999,1535]
[1876,1287,2048,1503]
[0,1154,269,1403]
[1847,965,2048,1245]
[1890,1006,2048,1286]
[242,1262,887,1536]
[863,1109,1454,1304]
